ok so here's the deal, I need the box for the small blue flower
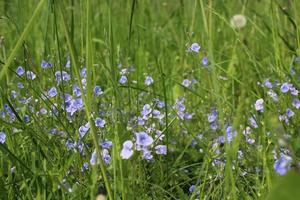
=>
[77,140,84,153]
[274,155,292,175]
[100,140,113,149]
[41,60,53,69]
[120,140,134,159]
[286,108,294,118]
[39,108,48,115]
[16,66,25,76]
[65,139,76,150]
[208,109,218,123]
[145,76,154,86]
[218,135,225,144]
[136,132,153,147]
[280,83,291,93]
[264,79,273,88]
[155,145,167,155]
[142,149,153,160]
[26,71,36,80]
[210,121,218,130]
[90,150,97,165]
[202,57,209,66]
[95,118,106,128]
[182,79,191,87]
[65,60,71,68]
[73,85,81,97]
[0,132,6,144]
[79,122,90,138]
[80,68,87,78]
[17,82,24,89]
[102,149,111,165]
[24,115,30,123]
[189,185,196,193]
[137,117,145,126]
[81,79,87,88]
[55,71,71,83]
[94,86,103,96]
[290,87,299,96]
[119,75,127,84]
[292,99,300,109]
[48,87,57,98]
[249,116,258,128]
[189,43,200,53]
[11,91,17,99]
[81,162,89,172]
[141,104,152,117]
[254,98,264,112]
[226,126,237,143]
[267,90,278,102]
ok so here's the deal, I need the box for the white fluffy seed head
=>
[230,14,247,29]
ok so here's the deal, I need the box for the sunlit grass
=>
[1,0,300,199]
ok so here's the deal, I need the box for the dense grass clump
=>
[1,0,300,199]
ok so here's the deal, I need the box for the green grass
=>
[1,0,300,199]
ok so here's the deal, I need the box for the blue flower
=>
[17,82,24,89]
[137,117,145,126]
[226,126,237,143]
[26,71,36,80]
[142,149,153,160]
[267,90,278,102]
[41,60,53,69]
[136,132,153,147]
[249,116,258,128]
[280,83,291,93]
[120,140,134,159]
[141,104,152,117]
[189,185,196,193]
[39,108,48,115]
[95,118,106,128]
[155,145,167,155]
[210,121,218,130]
[79,122,90,138]
[65,139,76,150]
[264,79,273,88]
[65,60,71,68]
[202,57,209,66]
[90,150,97,165]
[290,87,299,96]
[119,75,127,84]
[11,91,17,99]
[189,43,200,53]
[100,140,113,149]
[94,86,103,96]
[218,135,225,143]
[254,98,264,112]
[274,155,292,175]
[292,99,300,109]
[77,140,84,153]
[80,68,87,78]
[0,132,6,144]
[286,108,294,118]
[182,79,191,87]
[55,71,71,83]
[102,149,111,165]
[48,87,57,98]
[81,162,89,172]
[24,115,30,123]
[16,66,25,76]
[73,98,84,109]
[73,85,81,97]
[208,109,218,123]
[145,76,154,86]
